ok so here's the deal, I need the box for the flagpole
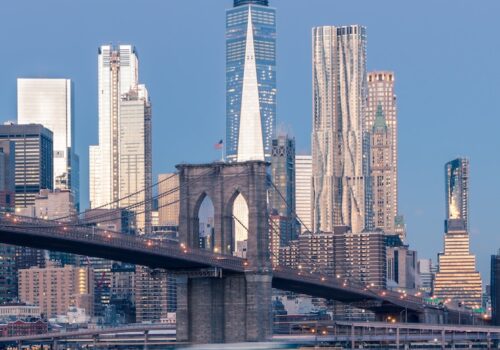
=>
[221,141,224,162]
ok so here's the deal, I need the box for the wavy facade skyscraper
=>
[311,25,367,233]
[226,0,276,162]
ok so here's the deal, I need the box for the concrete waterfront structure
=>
[17,78,79,209]
[0,124,53,208]
[89,44,152,233]
[176,161,272,343]
[367,72,398,234]
[312,25,367,233]
[226,0,276,163]
[18,264,93,317]
[295,155,312,233]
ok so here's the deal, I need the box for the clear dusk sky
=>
[0,0,499,280]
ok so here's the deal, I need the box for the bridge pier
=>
[176,161,272,344]
[176,272,272,343]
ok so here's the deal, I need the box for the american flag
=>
[214,139,223,150]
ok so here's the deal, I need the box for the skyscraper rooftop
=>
[234,0,269,7]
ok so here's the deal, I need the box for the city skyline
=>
[0,0,499,280]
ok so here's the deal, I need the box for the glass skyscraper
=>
[445,158,469,230]
[434,158,482,310]
[226,0,276,162]
[89,45,151,232]
[17,78,79,209]
[311,25,367,234]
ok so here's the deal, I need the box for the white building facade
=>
[17,78,79,208]
[311,25,367,233]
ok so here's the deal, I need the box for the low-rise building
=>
[18,264,93,317]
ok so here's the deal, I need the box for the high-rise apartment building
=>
[17,78,79,209]
[367,72,397,233]
[158,173,179,227]
[445,158,469,230]
[295,155,312,233]
[0,124,53,208]
[89,45,152,233]
[312,25,367,233]
[18,264,93,317]
[491,251,500,325]
[135,266,173,322]
[434,158,482,309]
[334,230,386,289]
[226,0,276,162]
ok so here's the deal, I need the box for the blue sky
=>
[0,0,499,280]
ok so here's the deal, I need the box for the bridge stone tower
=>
[175,161,272,343]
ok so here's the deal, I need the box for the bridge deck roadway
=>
[0,214,445,313]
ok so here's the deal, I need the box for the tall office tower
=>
[491,251,500,325]
[445,158,469,230]
[17,78,79,209]
[110,263,136,324]
[0,124,53,208]
[18,264,93,317]
[417,259,435,295]
[269,135,296,243]
[226,0,276,162]
[295,155,312,233]
[385,235,417,293]
[269,135,295,217]
[312,25,367,234]
[118,85,152,232]
[89,45,152,232]
[367,72,397,233]
[158,173,179,227]
[0,141,15,208]
[370,105,397,234]
[0,245,17,302]
[434,158,482,309]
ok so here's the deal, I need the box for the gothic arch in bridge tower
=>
[176,161,271,270]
